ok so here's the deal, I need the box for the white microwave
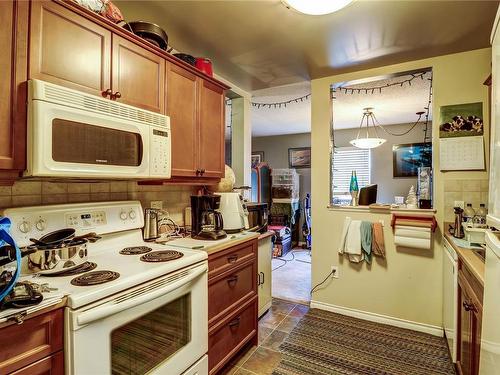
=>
[25,79,171,179]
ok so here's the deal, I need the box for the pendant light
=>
[350,108,387,149]
[283,0,354,15]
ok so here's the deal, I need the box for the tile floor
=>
[272,249,311,304]
[221,298,310,375]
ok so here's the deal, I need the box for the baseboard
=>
[310,300,444,337]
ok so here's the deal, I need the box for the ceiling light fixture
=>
[350,108,387,149]
[283,0,354,15]
[350,108,426,149]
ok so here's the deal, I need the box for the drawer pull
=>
[463,301,477,312]
[227,254,238,263]
[229,317,240,328]
[227,275,239,284]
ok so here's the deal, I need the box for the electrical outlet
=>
[151,200,163,210]
[454,200,465,209]
[331,266,339,279]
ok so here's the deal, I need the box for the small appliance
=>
[195,58,213,77]
[215,192,247,234]
[143,208,159,241]
[245,203,268,233]
[191,195,226,240]
[449,207,465,238]
[25,79,171,179]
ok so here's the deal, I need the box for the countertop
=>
[444,231,485,285]
[167,231,260,255]
[258,231,274,241]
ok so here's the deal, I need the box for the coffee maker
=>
[191,195,227,240]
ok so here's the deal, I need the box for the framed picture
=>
[251,151,264,168]
[393,142,432,177]
[289,147,311,168]
[439,102,483,138]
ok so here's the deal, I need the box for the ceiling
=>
[250,71,432,136]
[115,0,496,92]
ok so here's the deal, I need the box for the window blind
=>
[332,147,370,194]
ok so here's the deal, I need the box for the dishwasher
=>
[443,238,458,363]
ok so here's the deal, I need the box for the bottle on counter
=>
[476,203,488,225]
[464,203,476,224]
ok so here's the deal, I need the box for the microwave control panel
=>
[150,128,171,178]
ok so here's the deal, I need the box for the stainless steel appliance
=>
[25,79,171,179]
[143,208,159,241]
[450,207,465,238]
[191,195,226,240]
[246,203,268,233]
[215,192,247,233]
[4,201,208,375]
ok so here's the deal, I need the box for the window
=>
[332,147,370,204]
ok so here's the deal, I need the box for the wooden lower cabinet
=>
[456,260,483,375]
[0,308,64,374]
[208,239,258,374]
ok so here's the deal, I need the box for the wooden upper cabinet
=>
[198,80,225,178]
[111,35,165,113]
[167,64,199,177]
[0,0,28,180]
[29,1,111,96]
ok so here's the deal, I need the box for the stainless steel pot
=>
[26,238,88,275]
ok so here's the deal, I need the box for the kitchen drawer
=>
[10,351,64,375]
[458,259,483,304]
[208,240,256,277]
[0,309,63,374]
[209,259,257,325]
[208,297,257,374]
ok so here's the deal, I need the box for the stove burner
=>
[44,262,97,277]
[71,270,120,286]
[120,246,152,255]
[140,250,184,263]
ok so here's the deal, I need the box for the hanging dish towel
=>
[372,222,386,258]
[394,225,431,250]
[360,221,373,264]
[338,216,352,255]
[345,220,363,263]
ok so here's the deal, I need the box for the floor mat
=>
[273,308,455,375]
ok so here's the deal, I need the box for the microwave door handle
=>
[76,264,207,326]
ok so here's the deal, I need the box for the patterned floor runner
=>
[273,308,455,375]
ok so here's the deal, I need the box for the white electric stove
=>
[4,201,208,375]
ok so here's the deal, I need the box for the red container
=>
[195,58,213,77]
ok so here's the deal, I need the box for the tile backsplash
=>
[444,178,489,222]
[0,180,196,225]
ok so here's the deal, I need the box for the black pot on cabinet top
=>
[128,21,168,50]
[173,53,197,66]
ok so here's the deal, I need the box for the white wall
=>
[310,48,491,329]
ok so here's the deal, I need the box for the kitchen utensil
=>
[449,207,465,238]
[195,58,213,77]
[0,281,43,309]
[26,238,88,275]
[143,208,159,241]
[173,53,196,66]
[128,21,168,50]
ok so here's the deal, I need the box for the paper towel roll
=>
[394,226,431,239]
[394,236,431,250]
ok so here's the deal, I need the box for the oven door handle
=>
[76,263,207,326]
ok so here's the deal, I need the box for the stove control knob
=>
[128,210,136,220]
[119,211,128,221]
[18,220,31,233]
[35,219,47,231]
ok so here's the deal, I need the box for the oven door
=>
[27,98,150,178]
[65,262,208,375]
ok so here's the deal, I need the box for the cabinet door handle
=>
[102,89,112,98]
[260,271,265,285]
[463,301,476,312]
[111,91,122,100]
[195,169,201,176]
[227,254,238,263]
[257,272,261,286]
[200,169,206,175]
[229,317,240,328]
[227,275,238,284]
